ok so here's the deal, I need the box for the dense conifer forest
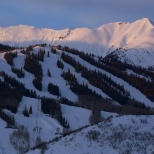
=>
[61,51,149,110]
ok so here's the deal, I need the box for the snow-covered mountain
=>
[0,18,154,67]
[0,18,153,55]
[0,18,154,154]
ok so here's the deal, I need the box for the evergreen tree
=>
[57,59,64,69]
[48,83,60,96]
[29,106,32,114]
[47,69,51,77]
[22,105,29,117]
[47,51,50,57]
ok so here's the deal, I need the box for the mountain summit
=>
[0,18,154,56]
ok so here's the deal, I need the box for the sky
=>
[0,0,153,30]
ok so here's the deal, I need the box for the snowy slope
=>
[0,18,154,58]
[0,96,61,154]
[109,47,154,68]
[15,97,63,139]
[65,52,154,108]
[0,96,93,154]
[26,115,154,154]
[0,45,154,107]
[0,119,16,154]
[0,39,154,153]
[61,104,91,130]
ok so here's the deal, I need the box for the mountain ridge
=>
[0,18,154,68]
[0,18,153,55]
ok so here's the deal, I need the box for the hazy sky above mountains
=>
[0,0,153,29]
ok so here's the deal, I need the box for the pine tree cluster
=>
[30,49,45,62]
[51,48,57,54]
[41,98,69,128]
[57,59,64,69]
[22,105,32,117]
[24,53,43,91]
[0,71,37,112]
[78,95,154,115]
[4,51,17,65]
[0,44,15,52]
[61,69,101,98]
[48,83,60,96]
[11,67,25,78]
[0,109,16,127]
[63,46,154,102]
[61,50,150,110]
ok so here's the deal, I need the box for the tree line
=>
[78,95,154,115]
[100,60,154,102]
[11,67,25,78]
[30,49,45,62]
[0,71,37,112]
[0,109,16,127]
[41,98,69,128]
[48,82,60,96]
[4,51,17,65]
[62,46,154,101]
[24,53,43,91]
[61,52,150,110]
[61,68,102,98]
[0,44,15,52]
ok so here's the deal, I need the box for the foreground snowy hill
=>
[0,96,93,154]
[0,18,154,68]
[27,115,154,154]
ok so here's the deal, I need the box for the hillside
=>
[0,18,154,153]
[26,115,154,154]
[1,45,154,108]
